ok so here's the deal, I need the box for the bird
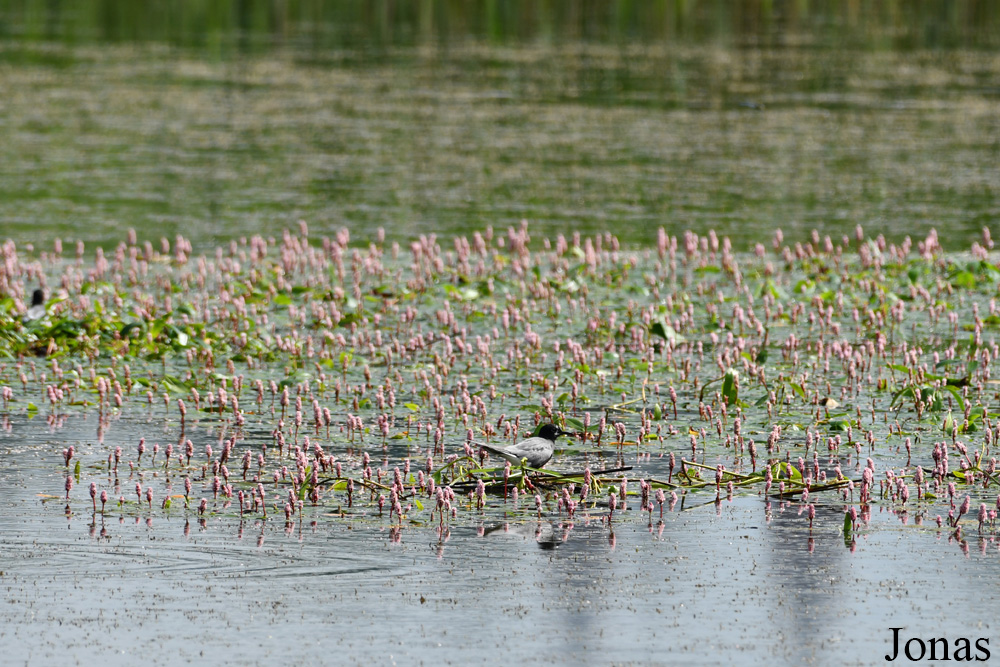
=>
[23,289,46,323]
[477,423,572,469]
[481,521,567,550]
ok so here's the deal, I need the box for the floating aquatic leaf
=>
[828,419,851,432]
[649,318,684,344]
[721,368,739,406]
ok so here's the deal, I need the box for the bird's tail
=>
[474,442,520,465]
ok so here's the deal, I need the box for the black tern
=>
[23,289,46,323]
[477,423,572,469]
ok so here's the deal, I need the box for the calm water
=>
[0,0,998,250]
[3,410,999,667]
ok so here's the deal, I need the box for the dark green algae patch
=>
[2,223,1000,545]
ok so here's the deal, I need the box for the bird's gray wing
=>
[509,439,548,457]
[507,438,553,466]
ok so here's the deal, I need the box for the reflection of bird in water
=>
[23,289,46,323]
[476,424,572,469]
[481,521,570,550]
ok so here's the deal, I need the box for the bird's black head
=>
[31,289,44,307]
[538,423,572,442]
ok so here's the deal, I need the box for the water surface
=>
[0,1,998,249]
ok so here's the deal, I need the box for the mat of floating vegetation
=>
[1,223,999,548]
